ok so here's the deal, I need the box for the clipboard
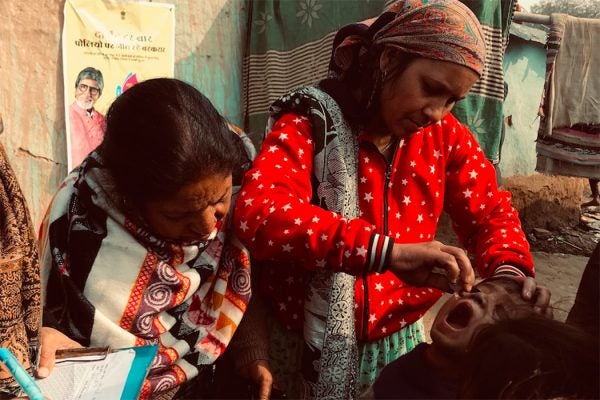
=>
[36,344,158,400]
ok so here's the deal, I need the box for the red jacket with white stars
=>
[234,112,534,342]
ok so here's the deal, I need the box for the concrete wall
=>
[500,33,547,177]
[0,0,247,229]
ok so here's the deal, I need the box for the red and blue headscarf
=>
[331,0,486,78]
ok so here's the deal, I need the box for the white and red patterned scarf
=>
[40,149,252,398]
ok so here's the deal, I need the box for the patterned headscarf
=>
[331,0,486,78]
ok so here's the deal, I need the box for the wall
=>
[0,0,247,229]
[500,25,547,177]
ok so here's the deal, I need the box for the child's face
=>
[430,277,532,357]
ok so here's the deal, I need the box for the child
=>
[458,315,599,399]
[364,276,537,399]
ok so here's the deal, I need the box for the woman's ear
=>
[379,47,400,75]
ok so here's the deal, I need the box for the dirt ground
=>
[424,174,598,336]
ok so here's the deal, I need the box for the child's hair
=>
[458,314,599,399]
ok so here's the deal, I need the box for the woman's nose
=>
[423,102,448,124]
[192,206,227,235]
[214,203,228,222]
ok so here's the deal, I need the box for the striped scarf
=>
[40,149,252,398]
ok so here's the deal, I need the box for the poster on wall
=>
[62,0,175,171]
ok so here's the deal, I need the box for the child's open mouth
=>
[446,302,473,329]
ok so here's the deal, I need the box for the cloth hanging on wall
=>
[536,14,600,179]
[450,0,516,163]
[242,0,393,146]
[243,0,516,163]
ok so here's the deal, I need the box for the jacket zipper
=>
[361,140,398,341]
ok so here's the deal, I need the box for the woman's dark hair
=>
[98,78,245,203]
[458,315,599,399]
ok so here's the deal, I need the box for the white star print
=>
[321,234,328,241]
[282,203,292,211]
[463,189,473,198]
[316,259,326,268]
[360,177,367,183]
[402,196,411,205]
[312,216,320,223]
[417,214,423,223]
[239,221,248,232]
[364,192,374,202]
[410,160,416,167]
[293,117,302,124]
[375,282,383,292]
[282,244,293,252]
[364,156,370,163]
[369,313,377,323]
[307,229,313,235]
[469,170,478,179]
[268,240,274,246]
[251,171,261,180]
[433,150,441,159]
[402,179,408,186]
[356,246,367,257]
[430,165,435,174]
[294,218,302,225]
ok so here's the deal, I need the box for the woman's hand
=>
[36,327,82,378]
[238,359,274,400]
[511,275,553,317]
[387,241,475,292]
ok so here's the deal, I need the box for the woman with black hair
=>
[234,1,551,397]
[38,78,264,398]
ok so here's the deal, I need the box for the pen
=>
[0,347,45,400]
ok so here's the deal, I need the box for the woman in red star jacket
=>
[234,1,551,398]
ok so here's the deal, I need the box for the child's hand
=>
[238,359,274,400]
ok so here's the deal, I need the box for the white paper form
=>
[36,349,136,400]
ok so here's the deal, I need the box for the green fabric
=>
[248,1,388,53]
[266,313,425,398]
[451,0,516,163]
[243,0,388,146]
[357,319,425,392]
